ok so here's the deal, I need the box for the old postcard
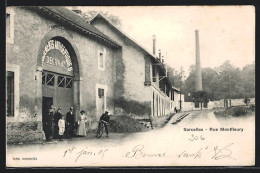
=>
[6,6,255,167]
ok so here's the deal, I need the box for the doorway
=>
[42,97,53,137]
[97,88,105,117]
[42,97,53,117]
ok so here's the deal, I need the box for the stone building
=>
[90,13,172,120]
[170,87,185,112]
[6,6,121,143]
[6,7,172,143]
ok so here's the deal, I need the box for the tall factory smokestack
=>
[195,30,202,91]
[153,35,156,55]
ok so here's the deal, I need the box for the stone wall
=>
[7,121,44,144]
[6,7,118,143]
[181,98,255,112]
[91,19,152,112]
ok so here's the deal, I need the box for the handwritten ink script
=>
[124,144,168,159]
[188,134,205,141]
[63,146,108,162]
[177,143,236,160]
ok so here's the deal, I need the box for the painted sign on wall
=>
[42,40,73,75]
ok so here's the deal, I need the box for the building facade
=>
[6,6,121,143]
[170,87,185,113]
[90,13,172,121]
[6,7,173,143]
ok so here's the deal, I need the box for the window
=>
[98,50,105,71]
[6,71,14,117]
[58,76,65,87]
[6,13,10,38]
[43,72,73,88]
[99,53,103,68]
[66,77,73,88]
[42,72,55,86]
[46,74,55,86]
[6,8,14,44]
[98,88,104,98]
[42,72,46,84]
[203,102,208,108]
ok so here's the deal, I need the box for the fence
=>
[181,98,255,112]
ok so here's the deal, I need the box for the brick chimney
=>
[195,30,202,91]
[153,35,156,55]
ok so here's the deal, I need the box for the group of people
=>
[43,106,88,141]
[43,105,111,141]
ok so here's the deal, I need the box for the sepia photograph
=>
[6,5,255,167]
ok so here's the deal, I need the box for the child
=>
[58,115,65,141]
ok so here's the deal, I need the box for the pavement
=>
[6,110,255,167]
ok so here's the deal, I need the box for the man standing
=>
[96,111,110,137]
[66,107,75,139]
[43,107,53,141]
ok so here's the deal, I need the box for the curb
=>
[171,113,190,124]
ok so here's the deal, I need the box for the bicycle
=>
[96,120,108,138]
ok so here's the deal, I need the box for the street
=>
[6,109,255,167]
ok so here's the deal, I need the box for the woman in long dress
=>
[77,110,87,136]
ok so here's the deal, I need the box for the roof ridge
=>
[90,13,157,59]
[36,6,120,48]
[90,12,171,87]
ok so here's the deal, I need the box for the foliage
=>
[167,66,183,89]
[192,91,209,103]
[79,10,122,28]
[225,106,255,117]
[172,61,255,101]
[214,105,255,118]
[7,121,43,144]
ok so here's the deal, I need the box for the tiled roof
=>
[28,6,120,48]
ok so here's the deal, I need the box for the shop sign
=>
[42,40,73,71]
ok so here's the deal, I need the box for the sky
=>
[70,6,255,76]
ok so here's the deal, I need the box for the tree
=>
[167,66,182,89]
[183,65,196,101]
[240,63,255,98]
[183,60,255,101]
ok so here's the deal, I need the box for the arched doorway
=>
[38,37,80,138]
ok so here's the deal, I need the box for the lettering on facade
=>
[42,40,73,71]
